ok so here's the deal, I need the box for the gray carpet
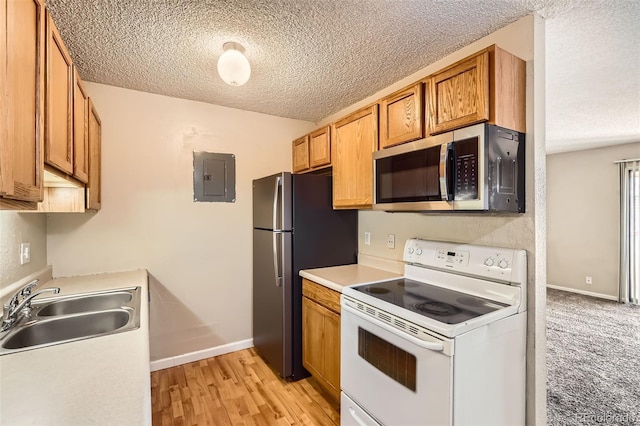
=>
[547,288,640,425]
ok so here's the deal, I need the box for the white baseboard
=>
[150,338,254,372]
[546,284,618,301]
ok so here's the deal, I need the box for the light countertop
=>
[0,270,151,426]
[300,264,402,293]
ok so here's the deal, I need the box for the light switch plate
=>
[20,242,31,265]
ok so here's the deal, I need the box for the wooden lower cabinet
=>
[302,279,341,402]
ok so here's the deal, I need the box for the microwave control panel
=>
[453,138,478,200]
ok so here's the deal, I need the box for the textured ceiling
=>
[46,0,548,122]
[545,0,640,152]
[45,0,640,152]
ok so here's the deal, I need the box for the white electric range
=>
[340,238,527,426]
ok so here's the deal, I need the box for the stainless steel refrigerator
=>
[252,172,357,380]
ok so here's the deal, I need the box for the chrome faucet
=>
[1,279,60,332]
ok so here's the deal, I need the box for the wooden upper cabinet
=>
[87,99,102,211]
[292,126,332,174]
[0,0,45,208]
[292,135,309,173]
[379,83,424,149]
[428,45,525,134]
[487,45,526,133]
[72,67,89,183]
[331,104,378,209]
[45,10,73,175]
[309,126,331,169]
[429,51,489,134]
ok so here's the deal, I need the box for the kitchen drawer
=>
[302,278,341,313]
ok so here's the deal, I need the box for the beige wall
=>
[46,83,314,361]
[318,15,547,425]
[0,213,47,290]
[547,141,640,298]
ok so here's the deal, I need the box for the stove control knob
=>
[498,259,508,269]
[484,258,494,267]
[408,247,414,254]
[416,248,423,255]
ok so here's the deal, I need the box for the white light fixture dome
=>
[217,42,251,86]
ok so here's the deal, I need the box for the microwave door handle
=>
[439,143,453,201]
[343,305,445,352]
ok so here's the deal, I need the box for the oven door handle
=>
[343,305,445,352]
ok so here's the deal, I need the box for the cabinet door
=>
[309,126,331,169]
[331,105,378,209]
[323,306,341,398]
[429,51,489,134]
[379,83,423,149]
[0,0,45,206]
[292,135,309,173]
[87,99,101,210]
[302,296,325,379]
[72,67,89,183]
[489,45,526,133]
[302,295,341,401]
[45,11,73,175]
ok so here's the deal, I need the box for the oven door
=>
[341,304,453,426]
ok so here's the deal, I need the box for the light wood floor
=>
[151,348,340,425]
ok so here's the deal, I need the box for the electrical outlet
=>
[586,276,593,285]
[387,234,395,249]
[364,232,371,245]
[20,242,31,265]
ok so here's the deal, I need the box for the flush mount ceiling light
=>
[217,42,251,86]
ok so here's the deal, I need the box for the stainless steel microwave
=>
[373,123,525,212]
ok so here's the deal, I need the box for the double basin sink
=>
[0,286,141,355]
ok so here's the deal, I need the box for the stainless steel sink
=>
[35,291,133,316]
[2,309,133,350]
[0,287,141,355]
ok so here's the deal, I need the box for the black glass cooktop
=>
[354,278,509,324]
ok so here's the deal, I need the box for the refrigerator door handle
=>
[272,175,282,231]
[273,232,283,287]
